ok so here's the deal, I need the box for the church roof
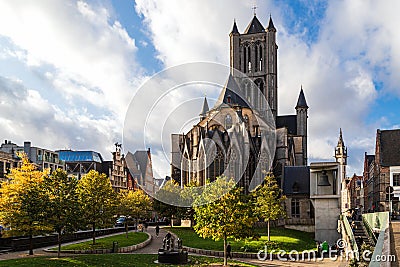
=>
[200,96,209,116]
[378,129,400,167]
[267,16,276,32]
[296,88,308,109]
[244,15,265,34]
[132,150,151,179]
[231,20,239,34]
[215,74,249,108]
[283,166,310,195]
[276,115,297,135]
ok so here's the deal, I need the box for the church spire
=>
[199,96,209,120]
[338,128,344,147]
[230,19,239,34]
[296,86,308,109]
[244,14,265,34]
[267,15,276,32]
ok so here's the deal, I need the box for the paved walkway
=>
[132,227,348,266]
[0,226,349,266]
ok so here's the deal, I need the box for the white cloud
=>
[134,0,400,176]
[0,0,147,159]
[0,0,141,116]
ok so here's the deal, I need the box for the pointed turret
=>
[338,128,344,147]
[296,86,308,109]
[230,19,239,34]
[244,15,265,34]
[199,96,209,120]
[267,15,276,32]
[296,86,308,165]
[335,128,347,165]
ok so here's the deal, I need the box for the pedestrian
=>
[156,224,160,237]
[226,242,232,259]
[144,222,148,232]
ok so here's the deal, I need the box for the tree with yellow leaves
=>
[0,153,51,255]
[44,169,81,257]
[194,177,256,266]
[252,172,286,241]
[77,170,116,245]
[117,189,152,237]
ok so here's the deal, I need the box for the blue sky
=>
[0,0,399,177]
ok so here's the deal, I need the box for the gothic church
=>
[171,14,308,192]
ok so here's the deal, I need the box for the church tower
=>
[229,14,278,118]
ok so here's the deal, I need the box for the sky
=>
[0,0,399,178]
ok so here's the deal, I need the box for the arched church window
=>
[248,47,251,72]
[215,149,225,178]
[254,45,258,72]
[243,46,247,73]
[225,114,232,129]
[259,45,263,71]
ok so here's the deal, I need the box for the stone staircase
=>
[352,220,374,248]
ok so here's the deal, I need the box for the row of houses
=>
[344,129,400,213]
[0,139,158,193]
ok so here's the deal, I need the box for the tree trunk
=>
[29,232,33,255]
[267,220,270,242]
[57,230,61,258]
[92,222,96,245]
[125,221,128,238]
[223,234,227,266]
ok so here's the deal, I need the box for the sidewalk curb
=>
[44,232,152,254]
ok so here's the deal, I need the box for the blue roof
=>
[58,150,103,163]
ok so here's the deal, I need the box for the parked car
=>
[115,216,126,227]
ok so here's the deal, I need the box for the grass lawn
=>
[0,254,257,267]
[53,232,148,250]
[168,227,316,253]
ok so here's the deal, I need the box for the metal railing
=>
[342,215,359,253]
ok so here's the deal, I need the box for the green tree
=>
[153,180,181,225]
[253,172,286,241]
[44,169,81,257]
[194,177,256,266]
[117,189,152,237]
[77,170,116,245]
[0,154,51,255]
[153,180,198,226]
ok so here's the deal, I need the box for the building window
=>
[225,114,232,129]
[291,199,300,218]
[394,173,400,186]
